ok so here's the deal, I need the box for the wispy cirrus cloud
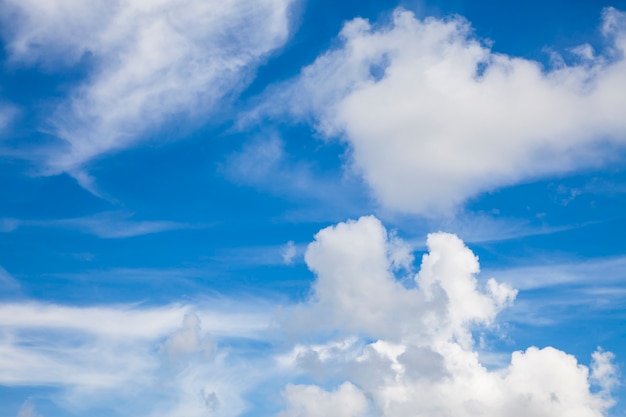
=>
[221,134,372,222]
[0,102,15,133]
[223,135,367,206]
[0,0,296,178]
[16,399,42,417]
[0,265,20,292]
[260,7,626,216]
[488,255,626,291]
[51,210,190,238]
[0,301,273,416]
[1,210,190,238]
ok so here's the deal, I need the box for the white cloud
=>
[0,265,20,291]
[281,240,297,265]
[0,0,295,174]
[292,215,515,344]
[0,300,273,416]
[51,210,189,238]
[591,348,619,407]
[221,135,369,219]
[486,255,626,291]
[277,216,616,417]
[0,217,618,416]
[160,312,214,360]
[0,217,20,232]
[271,7,626,215]
[420,211,578,244]
[0,102,16,133]
[278,382,368,417]
[16,399,42,417]
[3,210,189,238]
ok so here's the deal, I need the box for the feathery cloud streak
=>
[1,211,189,238]
[1,0,295,174]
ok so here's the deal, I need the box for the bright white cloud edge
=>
[0,216,617,417]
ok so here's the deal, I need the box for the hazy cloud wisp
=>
[1,0,296,175]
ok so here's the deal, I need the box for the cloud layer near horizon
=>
[269,7,626,215]
[0,0,295,176]
[0,216,617,416]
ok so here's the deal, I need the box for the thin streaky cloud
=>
[0,265,20,290]
[486,255,626,290]
[3,211,192,238]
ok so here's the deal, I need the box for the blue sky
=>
[1,0,626,416]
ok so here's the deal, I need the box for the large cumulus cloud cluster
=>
[0,216,618,416]
[278,216,616,417]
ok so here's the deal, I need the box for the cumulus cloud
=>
[278,382,368,417]
[0,0,295,174]
[277,216,616,417]
[293,215,515,344]
[269,7,626,215]
[0,217,618,416]
[591,349,619,398]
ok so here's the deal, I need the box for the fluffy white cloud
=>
[0,217,618,416]
[293,215,515,344]
[273,7,626,215]
[277,216,615,417]
[0,0,295,173]
[278,382,368,417]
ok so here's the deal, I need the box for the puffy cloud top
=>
[280,216,614,417]
[278,8,626,215]
[0,216,618,416]
[299,215,516,345]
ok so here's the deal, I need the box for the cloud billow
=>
[0,216,618,416]
[275,7,626,216]
[279,216,616,417]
